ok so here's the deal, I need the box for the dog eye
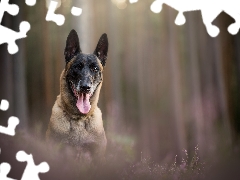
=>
[90,64,99,72]
[93,66,99,72]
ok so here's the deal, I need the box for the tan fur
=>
[46,57,106,159]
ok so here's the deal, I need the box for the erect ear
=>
[64,29,81,63]
[94,33,108,66]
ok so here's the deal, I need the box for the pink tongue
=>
[76,93,91,114]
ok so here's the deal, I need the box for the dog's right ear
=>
[64,29,81,63]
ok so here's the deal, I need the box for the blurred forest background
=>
[0,0,240,164]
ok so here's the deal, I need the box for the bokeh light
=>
[112,0,128,9]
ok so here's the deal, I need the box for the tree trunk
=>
[165,7,187,157]
[12,0,28,128]
[0,0,28,128]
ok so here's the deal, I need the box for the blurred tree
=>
[0,0,28,128]
[185,12,206,155]
[165,5,187,158]
[218,12,240,149]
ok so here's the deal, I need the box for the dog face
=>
[64,30,108,114]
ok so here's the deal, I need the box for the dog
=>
[46,29,108,162]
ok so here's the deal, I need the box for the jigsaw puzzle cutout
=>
[0,162,16,180]
[25,0,37,6]
[16,151,50,180]
[0,22,30,54]
[0,99,9,111]
[0,0,19,21]
[150,0,240,37]
[129,0,138,4]
[0,100,50,180]
[0,100,19,136]
[0,0,31,54]
[0,148,15,180]
[46,0,65,26]
[71,6,82,16]
[0,116,19,136]
[0,0,81,54]
[0,150,50,180]
[46,0,82,26]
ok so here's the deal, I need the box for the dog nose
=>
[80,85,91,92]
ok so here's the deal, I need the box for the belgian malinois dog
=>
[46,29,108,162]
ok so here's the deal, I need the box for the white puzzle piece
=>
[46,0,65,26]
[0,0,19,22]
[71,6,82,16]
[0,99,9,111]
[25,0,37,6]
[150,0,240,37]
[16,151,50,180]
[0,0,31,54]
[0,22,30,54]
[0,162,16,180]
[129,0,138,4]
[0,116,19,136]
[0,100,19,136]
[0,148,16,180]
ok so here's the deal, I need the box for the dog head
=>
[64,29,108,115]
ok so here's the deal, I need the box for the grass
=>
[72,142,206,180]
[121,145,206,180]
[0,130,207,180]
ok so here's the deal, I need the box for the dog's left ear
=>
[94,33,108,66]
